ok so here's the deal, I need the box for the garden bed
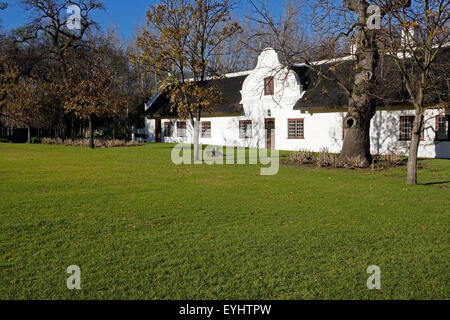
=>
[40,137,144,148]
[284,148,410,170]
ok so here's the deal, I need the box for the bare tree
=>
[246,0,310,66]
[208,17,257,73]
[18,0,104,139]
[248,0,411,166]
[20,0,104,67]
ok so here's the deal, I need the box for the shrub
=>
[384,153,402,166]
[346,155,367,168]
[288,149,405,170]
[30,137,41,144]
[42,137,56,144]
[315,148,333,167]
[289,149,314,164]
[40,138,142,148]
[331,155,346,168]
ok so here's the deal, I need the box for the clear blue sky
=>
[0,0,154,38]
[0,0,285,39]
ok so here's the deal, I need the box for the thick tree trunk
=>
[341,106,373,165]
[406,113,423,185]
[27,125,31,143]
[88,115,94,149]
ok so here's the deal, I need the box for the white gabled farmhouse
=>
[143,48,450,158]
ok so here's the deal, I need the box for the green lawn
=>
[0,143,448,299]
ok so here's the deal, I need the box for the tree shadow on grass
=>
[419,181,450,186]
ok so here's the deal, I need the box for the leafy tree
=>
[4,78,46,142]
[18,0,104,139]
[0,31,45,137]
[0,57,20,127]
[132,0,241,161]
[1,1,145,142]
[64,49,128,148]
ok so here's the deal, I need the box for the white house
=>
[143,48,450,159]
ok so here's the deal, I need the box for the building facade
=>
[143,48,450,159]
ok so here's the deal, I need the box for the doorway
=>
[265,118,275,149]
[155,119,161,142]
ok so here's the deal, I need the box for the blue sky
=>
[1,0,154,38]
[0,0,285,39]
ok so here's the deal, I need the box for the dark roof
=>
[292,63,351,111]
[144,75,247,118]
[145,48,449,117]
[294,48,449,112]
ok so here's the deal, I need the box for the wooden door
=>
[155,119,161,142]
[265,118,275,150]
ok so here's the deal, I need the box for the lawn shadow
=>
[419,181,450,186]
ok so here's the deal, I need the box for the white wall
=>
[145,108,449,159]
[370,109,450,158]
[144,48,450,159]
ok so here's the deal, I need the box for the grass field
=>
[0,143,448,299]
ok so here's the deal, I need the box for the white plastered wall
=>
[144,48,450,158]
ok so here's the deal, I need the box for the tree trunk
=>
[406,113,423,185]
[341,106,373,165]
[193,109,201,162]
[88,115,94,149]
[27,125,31,143]
[339,2,379,166]
[71,115,74,140]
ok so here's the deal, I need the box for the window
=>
[288,119,304,139]
[201,121,211,138]
[399,116,424,141]
[239,120,252,139]
[264,77,274,96]
[177,121,186,137]
[164,122,173,137]
[436,115,450,141]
